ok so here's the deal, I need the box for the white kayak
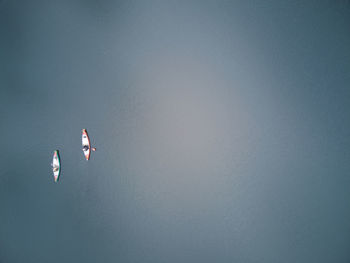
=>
[52,150,61,182]
[82,129,96,160]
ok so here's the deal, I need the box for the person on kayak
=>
[83,145,89,151]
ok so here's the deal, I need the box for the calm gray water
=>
[1,1,350,262]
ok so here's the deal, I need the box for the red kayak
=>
[82,129,96,160]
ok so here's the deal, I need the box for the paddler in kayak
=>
[82,129,96,160]
[52,150,61,182]
[82,145,96,151]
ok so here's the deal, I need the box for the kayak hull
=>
[52,150,61,182]
[82,129,91,160]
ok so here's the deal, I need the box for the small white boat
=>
[82,129,96,160]
[52,150,61,182]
